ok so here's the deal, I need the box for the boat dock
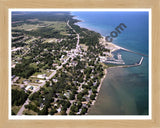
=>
[105,53,125,65]
[120,47,148,57]
[109,57,144,68]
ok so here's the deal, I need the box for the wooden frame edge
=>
[0,0,160,128]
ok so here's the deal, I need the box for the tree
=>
[90,94,96,100]
[46,81,50,87]
[77,101,82,109]
[50,108,57,115]
[69,93,75,100]
[12,111,16,115]
[77,93,83,101]
[78,77,83,83]
[38,106,48,115]
[12,89,28,106]
[80,107,88,115]
[70,104,76,112]
[69,111,75,115]
[82,88,88,95]
[61,110,67,115]
[92,88,97,93]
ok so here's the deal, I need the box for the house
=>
[40,103,44,110]
[64,92,70,99]
[25,85,32,91]
[76,109,82,114]
[23,80,29,85]
[54,103,57,107]
[83,96,90,102]
[52,63,58,67]
[57,107,61,113]
[93,81,97,86]
[91,76,94,79]
[82,102,88,107]
[44,49,48,52]
[37,74,47,79]
[11,64,16,68]
[11,75,16,80]
[35,79,39,83]
[39,80,45,83]
[88,90,92,97]
[52,79,58,83]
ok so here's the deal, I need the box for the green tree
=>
[50,108,57,115]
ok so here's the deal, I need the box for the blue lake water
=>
[71,11,149,115]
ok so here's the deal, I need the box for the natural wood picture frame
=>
[0,0,160,128]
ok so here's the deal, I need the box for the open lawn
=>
[32,69,53,77]
[41,21,67,31]
[24,56,32,60]
[80,44,88,51]
[42,38,58,43]
[17,77,26,84]
[30,63,38,69]
[23,109,37,115]
[12,85,23,90]
[25,37,37,44]
[12,20,66,31]
[12,105,22,115]
[12,23,43,31]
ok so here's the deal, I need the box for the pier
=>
[109,57,144,68]
[120,47,148,57]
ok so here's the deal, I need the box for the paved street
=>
[17,20,80,115]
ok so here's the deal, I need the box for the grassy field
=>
[12,105,22,115]
[12,23,42,31]
[12,21,68,35]
[29,63,38,69]
[41,21,67,31]
[80,44,88,51]
[16,77,25,84]
[42,38,58,43]
[12,85,23,90]
[25,37,37,44]
[24,56,32,59]
[31,69,53,77]
[23,109,37,115]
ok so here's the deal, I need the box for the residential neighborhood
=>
[11,11,110,115]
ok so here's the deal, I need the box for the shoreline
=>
[87,68,107,115]
[74,20,124,115]
[73,15,145,115]
[86,36,122,114]
[91,68,107,105]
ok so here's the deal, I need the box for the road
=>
[17,60,67,115]
[46,70,57,80]
[17,81,46,115]
[17,20,80,115]
[17,98,30,115]
[67,20,80,50]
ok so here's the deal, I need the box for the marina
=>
[109,57,144,68]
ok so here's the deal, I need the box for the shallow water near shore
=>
[88,52,148,115]
[88,64,148,115]
[88,51,148,115]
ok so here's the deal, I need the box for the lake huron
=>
[71,11,149,115]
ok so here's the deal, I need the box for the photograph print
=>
[10,9,150,118]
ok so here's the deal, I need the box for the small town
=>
[11,12,115,115]
[11,11,135,116]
